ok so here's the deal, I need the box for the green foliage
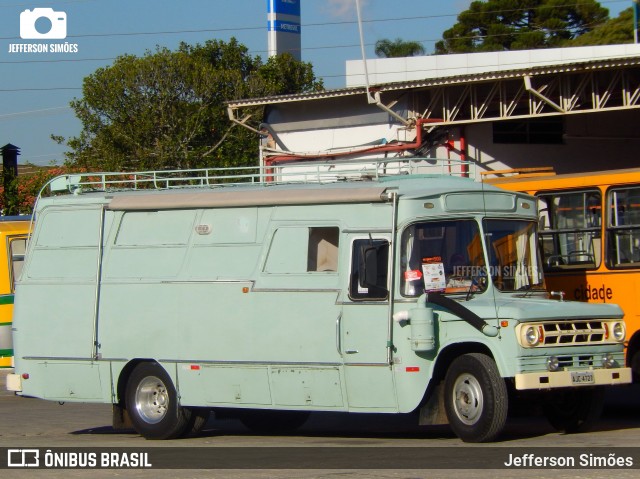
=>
[564,7,635,46]
[374,38,426,58]
[57,38,323,172]
[258,54,325,95]
[435,0,609,54]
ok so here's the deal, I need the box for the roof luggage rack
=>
[42,157,474,197]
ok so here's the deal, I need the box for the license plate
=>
[571,371,595,385]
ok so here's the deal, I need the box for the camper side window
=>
[349,239,389,300]
[264,226,340,274]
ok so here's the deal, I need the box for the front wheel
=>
[443,353,508,443]
[125,362,192,440]
[543,386,605,433]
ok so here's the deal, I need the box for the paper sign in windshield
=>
[422,256,446,292]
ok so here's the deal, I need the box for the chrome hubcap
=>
[135,376,169,424]
[452,373,484,425]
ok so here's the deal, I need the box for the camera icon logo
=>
[20,8,67,39]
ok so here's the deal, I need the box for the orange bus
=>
[487,168,640,381]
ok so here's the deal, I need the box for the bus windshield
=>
[483,219,545,292]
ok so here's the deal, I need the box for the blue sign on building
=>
[269,20,301,35]
[267,0,300,17]
[267,0,301,60]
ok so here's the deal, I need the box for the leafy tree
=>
[56,38,323,172]
[435,0,609,54]
[374,38,426,58]
[564,7,635,46]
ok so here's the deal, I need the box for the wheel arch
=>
[431,341,499,388]
[417,341,498,411]
[115,358,158,406]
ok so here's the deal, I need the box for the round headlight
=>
[547,356,560,372]
[522,325,541,346]
[612,322,626,342]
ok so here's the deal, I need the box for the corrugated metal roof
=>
[227,55,640,109]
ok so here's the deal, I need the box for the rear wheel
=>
[443,353,508,443]
[125,362,192,440]
[543,386,605,433]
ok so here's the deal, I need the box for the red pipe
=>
[460,126,468,178]
[444,129,468,178]
[264,118,443,167]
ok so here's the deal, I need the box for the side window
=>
[349,238,389,300]
[607,186,640,267]
[308,227,339,272]
[538,190,601,270]
[264,226,340,274]
[9,237,26,291]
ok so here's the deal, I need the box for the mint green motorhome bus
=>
[7,159,631,442]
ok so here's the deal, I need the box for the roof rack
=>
[42,157,474,197]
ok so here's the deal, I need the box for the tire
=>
[238,410,310,434]
[543,386,605,433]
[443,353,508,443]
[125,362,192,440]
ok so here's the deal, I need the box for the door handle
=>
[336,313,342,355]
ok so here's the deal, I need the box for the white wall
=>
[462,110,640,177]
[346,44,640,87]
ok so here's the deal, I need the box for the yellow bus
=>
[487,168,640,381]
[0,217,30,368]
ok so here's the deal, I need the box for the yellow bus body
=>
[488,168,640,378]
[0,218,30,368]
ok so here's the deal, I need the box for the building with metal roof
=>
[227,44,640,178]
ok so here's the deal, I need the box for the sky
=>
[0,0,633,166]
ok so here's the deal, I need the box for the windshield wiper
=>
[465,273,487,301]
[515,284,546,297]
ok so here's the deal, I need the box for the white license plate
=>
[571,371,595,385]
